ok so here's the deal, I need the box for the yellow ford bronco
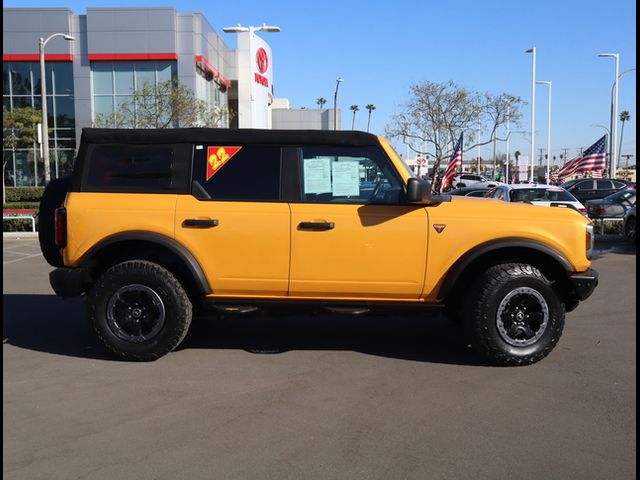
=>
[39,128,598,365]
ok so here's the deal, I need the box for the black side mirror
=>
[406,178,432,204]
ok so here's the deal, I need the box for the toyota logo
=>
[256,48,269,73]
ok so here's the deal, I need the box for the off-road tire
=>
[464,263,565,366]
[38,176,71,267]
[88,260,192,361]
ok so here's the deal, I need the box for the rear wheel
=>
[88,260,192,361]
[464,263,565,366]
[625,215,636,242]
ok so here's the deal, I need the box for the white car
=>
[452,173,503,189]
[487,184,587,215]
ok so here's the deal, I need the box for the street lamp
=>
[536,80,552,183]
[597,53,619,178]
[40,33,75,184]
[333,77,343,130]
[222,23,281,33]
[526,47,536,182]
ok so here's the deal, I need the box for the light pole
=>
[333,78,343,130]
[505,103,510,183]
[222,23,281,33]
[526,47,536,182]
[597,53,619,178]
[39,32,75,184]
[536,80,552,183]
[611,67,636,170]
[222,24,280,128]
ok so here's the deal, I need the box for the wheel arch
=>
[439,238,574,303]
[79,231,211,298]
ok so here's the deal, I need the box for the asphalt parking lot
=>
[3,236,636,480]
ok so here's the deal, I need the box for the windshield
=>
[378,137,416,179]
[510,188,576,202]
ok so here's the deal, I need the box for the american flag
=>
[440,133,463,193]
[558,135,607,180]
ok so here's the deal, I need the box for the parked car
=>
[38,128,598,365]
[452,173,502,189]
[449,186,491,197]
[560,178,634,203]
[487,184,587,214]
[585,189,636,219]
[623,206,636,242]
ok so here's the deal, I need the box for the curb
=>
[3,232,38,239]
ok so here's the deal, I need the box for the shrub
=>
[5,187,45,202]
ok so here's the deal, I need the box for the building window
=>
[2,61,75,187]
[91,61,177,127]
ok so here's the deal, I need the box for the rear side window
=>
[83,144,191,193]
[596,180,613,189]
[194,144,281,201]
[576,180,594,191]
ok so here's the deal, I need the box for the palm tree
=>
[350,104,359,130]
[618,111,631,167]
[316,97,327,109]
[365,104,376,132]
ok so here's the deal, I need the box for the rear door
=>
[175,144,290,297]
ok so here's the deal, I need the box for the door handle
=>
[299,222,335,230]
[182,219,219,228]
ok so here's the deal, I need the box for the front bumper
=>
[568,268,599,301]
[49,267,90,297]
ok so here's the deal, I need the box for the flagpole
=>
[505,103,510,184]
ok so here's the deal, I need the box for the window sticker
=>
[303,157,332,194]
[206,146,242,180]
[332,160,360,197]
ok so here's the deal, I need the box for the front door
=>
[286,145,428,300]
[175,144,290,297]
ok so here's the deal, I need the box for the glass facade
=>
[195,66,229,127]
[3,61,76,187]
[92,61,177,127]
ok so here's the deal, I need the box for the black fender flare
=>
[438,237,574,300]
[78,231,211,294]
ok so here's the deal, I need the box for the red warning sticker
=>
[206,146,242,180]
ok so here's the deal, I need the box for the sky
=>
[4,0,637,164]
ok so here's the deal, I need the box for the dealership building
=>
[3,7,301,187]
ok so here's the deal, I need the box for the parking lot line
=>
[3,249,38,257]
[3,252,42,265]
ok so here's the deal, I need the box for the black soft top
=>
[81,128,380,146]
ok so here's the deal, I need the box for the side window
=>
[494,189,504,200]
[596,180,613,190]
[84,144,190,193]
[612,180,626,189]
[194,145,281,201]
[576,181,594,191]
[296,146,402,204]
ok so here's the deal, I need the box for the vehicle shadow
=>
[2,294,485,366]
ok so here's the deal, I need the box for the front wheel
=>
[88,260,192,361]
[464,263,565,366]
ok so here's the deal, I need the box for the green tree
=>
[350,104,359,130]
[365,104,376,132]
[386,80,523,191]
[93,80,232,128]
[316,97,327,109]
[3,106,42,204]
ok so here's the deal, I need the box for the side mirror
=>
[406,178,432,204]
